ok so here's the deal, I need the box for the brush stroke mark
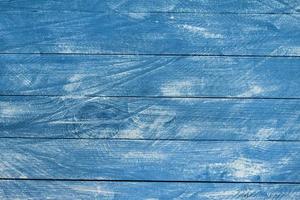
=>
[1,180,300,199]
[0,0,299,13]
[0,55,299,97]
[1,96,300,140]
[0,139,300,182]
[0,12,299,55]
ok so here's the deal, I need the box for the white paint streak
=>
[63,74,84,92]
[0,103,19,116]
[203,189,249,199]
[179,124,201,137]
[239,85,264,97]
[229,157,267,179]
[71,185,115,195]
[0,102,27,117]
[127,12,149,19]
[256,128,275,139]
[117,128,143,139]
[179,24,223,38]
[57,43,79,53]
[69,74,84,82]
[278,156,291,165]
[48,121,99,125]
[15,73,32,86]
[128,105,176,138]
[161,78,204,96]
[123,151,166,160]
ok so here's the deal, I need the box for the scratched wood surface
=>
[1,0,300,199]
[1,96,300,140]
[1,55,300,97]
[1,181,300,200]
[1,12,299,56]
[1,139,300,182]
[1,0,299,13]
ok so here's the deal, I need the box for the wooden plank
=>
[1,180,300,200]
[0,0,299,13]
[1,55,300,97]
[1,139,299,182]
[1,96,300,140]
[1,12,299,56]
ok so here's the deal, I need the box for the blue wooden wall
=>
[0,0,300,199]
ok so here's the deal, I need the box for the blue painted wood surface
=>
[1,1,300,199]
[1,55,300,97]
[1,139,300,182]
[1,0,299,13]
[1,180,300,199]
[1,12,299,56]
[1,96,300,140]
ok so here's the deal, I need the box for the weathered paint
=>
[1,139,299,182]
[0,55,300,97]
[1,0,300,198]
[1,96,300,140]
[1,12,299,55]
[1,180,300,200]
[0,0,299,13]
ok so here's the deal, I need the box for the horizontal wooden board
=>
[1,139,299,182]
[1,55,300,97]
[1,180,300,200]
[1,12,299,56]
[0,0,299,13]
[1,96,300,140]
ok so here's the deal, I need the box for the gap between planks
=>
[1,178,300,184]
[0,52,300,58]
[1,94,300,100]
[1,9,299,15]
[1,137,300,142]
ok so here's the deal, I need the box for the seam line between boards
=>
[1,9,300,15]
[1,94,300,100]
[1,137,300,143]
[0,52,300,58]
[0,178,299,184]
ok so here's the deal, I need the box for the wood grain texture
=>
[1,138,299,182]
[1,12,299,56]
[1,55,300,97]
[0,0,299,13]
[1,96,300,140]
[1,1,300,199]
[1,180,300,200]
